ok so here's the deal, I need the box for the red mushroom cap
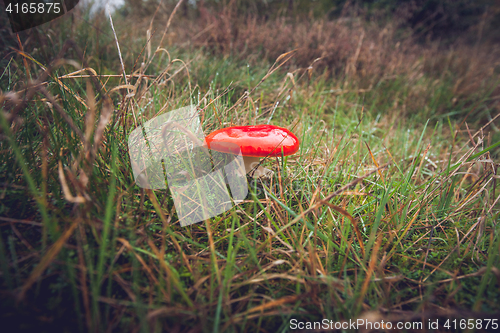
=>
[205,125,299,157]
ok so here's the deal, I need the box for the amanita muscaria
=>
[204,124,299,178]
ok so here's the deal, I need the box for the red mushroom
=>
[205,124,299,178]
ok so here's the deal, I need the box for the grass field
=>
[1,1,500,332]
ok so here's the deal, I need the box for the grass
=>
[1,1,500,332]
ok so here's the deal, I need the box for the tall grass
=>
[0,1,499,331]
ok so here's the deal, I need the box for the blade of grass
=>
[96,142,117,285]
[0,109,53,239]
[18,221,79,300]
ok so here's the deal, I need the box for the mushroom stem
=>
[243,156,260,174]
[243,156,273,179]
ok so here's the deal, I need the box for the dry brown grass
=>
[137,4,500,124]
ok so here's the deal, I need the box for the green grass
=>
[1,4,499,332]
